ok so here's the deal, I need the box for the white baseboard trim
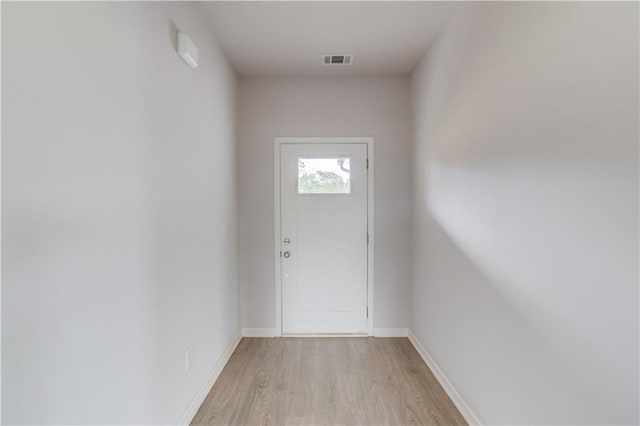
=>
[374,328,409,337]
[408,330,482,425]
[177,333,242,425]
[242,328,410,337]
[241,328,276,337]
[282,333,368,337]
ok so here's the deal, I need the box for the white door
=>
[280,143,368,334]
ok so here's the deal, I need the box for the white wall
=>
[238,76,412,331]
[411,2,638,424]
[2,2,239,424]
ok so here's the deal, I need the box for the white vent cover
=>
[322,55,354,65]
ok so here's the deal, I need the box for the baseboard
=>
[241,328,276,337]
[408,330,482,425]
[177,333,242,425]
[282,333,368,337]
[242,328,409,337]
[374,328,409,337]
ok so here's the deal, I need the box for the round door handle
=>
[283,251,291,258]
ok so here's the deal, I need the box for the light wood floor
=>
[192,337,466,425]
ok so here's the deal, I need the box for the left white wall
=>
[2,2,239,424]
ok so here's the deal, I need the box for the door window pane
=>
[298,158,351,194]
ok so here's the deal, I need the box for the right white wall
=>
[410,2,638,424]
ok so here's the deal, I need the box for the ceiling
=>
[201,2,453,76]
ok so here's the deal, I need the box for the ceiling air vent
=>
[322,54,354,65]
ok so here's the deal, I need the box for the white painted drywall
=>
[201,2,452,76]
[238,76,412,331]
[2,2,239,424]
[410,2,638,424]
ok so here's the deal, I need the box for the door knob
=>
[283,251,291,258]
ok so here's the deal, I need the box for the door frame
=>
[274,136,374,336]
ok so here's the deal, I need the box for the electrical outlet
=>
[185,346,193,372]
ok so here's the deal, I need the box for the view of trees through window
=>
[298,158,351,194]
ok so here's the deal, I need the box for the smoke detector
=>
[322,55,354,65]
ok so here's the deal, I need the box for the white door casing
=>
[275,138,373,335]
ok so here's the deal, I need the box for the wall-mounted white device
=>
[177,31,198,69]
